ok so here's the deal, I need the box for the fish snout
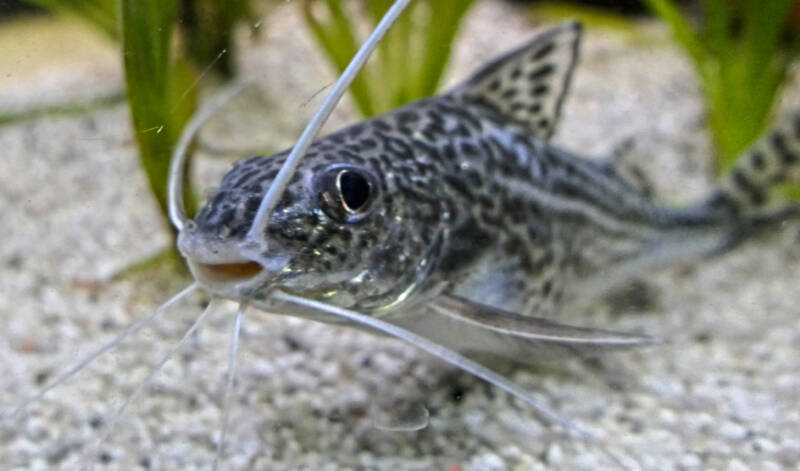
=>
[177,225,275,292]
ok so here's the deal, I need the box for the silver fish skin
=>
[178,21,799,345]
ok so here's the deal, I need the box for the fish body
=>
[178,22,799,354]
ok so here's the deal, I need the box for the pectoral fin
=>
[429,294,659,348]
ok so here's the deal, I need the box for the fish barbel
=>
[178,21,798,356]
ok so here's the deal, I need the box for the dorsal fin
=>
[449,21,582,140]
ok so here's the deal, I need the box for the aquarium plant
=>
[302,0,476,117]
[644,0,800,172]
[22,0,251,229]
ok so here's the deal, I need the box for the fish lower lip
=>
[191,260,264,284]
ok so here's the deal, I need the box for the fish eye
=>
[313,164,379,222]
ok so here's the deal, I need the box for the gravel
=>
[1,1,799,470]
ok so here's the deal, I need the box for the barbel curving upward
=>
[177,22,799,356]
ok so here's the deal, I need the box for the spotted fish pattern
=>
[179,21,799,354]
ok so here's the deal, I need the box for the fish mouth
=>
[190,260,265,285]
[184,251,291,296]
[185,258,270,297]
[177,228,291,296]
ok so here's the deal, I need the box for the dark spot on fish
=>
[528,64,555,81]
[382,197,393,215]
[750,151,766,171]
[704,190,742,218]
[444,174,473,200]
[346,126,365,139]
[507,198,527,224]
[501,88,518,100]
[538,250,555,271]
[793,114,800,139]
[463,168,483,187]
[488,79,501,92]
[477,193,495,210]
[245,197,261,213]
[398,110,420,124]
[454,123,471,138]
[532,42,555,61]
[771,133,798,165]
[442,142,456,161]
[498,158,516,177]
[532,84,549,97]
[510,67,522,79]
[279,189,297,206]
[732,168,766,206]
[378,153,393,169]
[397,164,413,180]
[232,169,258,187]
[439,218,494,273]
[471,95,504,118]
[436,99,483,130]
[292,232,309,243]
[503,236,534,272]
[359,138,377,150]
[373,119,391,131]
[460,141,479,157]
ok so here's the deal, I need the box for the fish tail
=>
[684,111,800,255]
[707,111,800,216]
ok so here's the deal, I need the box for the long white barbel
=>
[272,293,582,434]
[213,303,246,471]
[82,298,219,471]
[245,0,414,243]
[168,82,248,232]
[4,283,198,422]
[270,291,632,468]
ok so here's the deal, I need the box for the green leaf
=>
[414,0,475,100]
[121,0,197,224]
[302,0,475,117]
[178,0,253,78]
[642,0,706,67]
[646,0,800,177]
[302,0,377,116]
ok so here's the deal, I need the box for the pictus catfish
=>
[9,20,800,468]
[180,21,797,356]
